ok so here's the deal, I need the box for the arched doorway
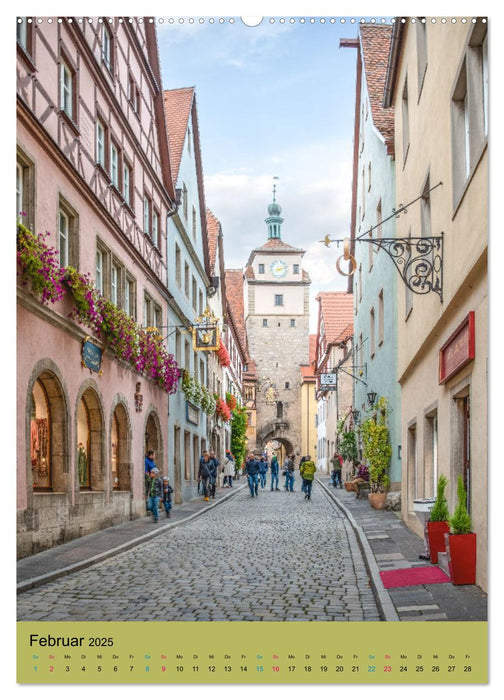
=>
[29,370,67,493]
[77,386,105,491]
[145,410,164,475]
[263,436,294,468]
[111,401,131,491]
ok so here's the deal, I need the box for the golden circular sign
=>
[336,254,357,276]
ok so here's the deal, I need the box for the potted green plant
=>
[360,397,391,509]
[444,475,476,585]
[426,474,450,564]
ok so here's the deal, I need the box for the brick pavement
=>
[16,475,487,622]
[17,478,381,622]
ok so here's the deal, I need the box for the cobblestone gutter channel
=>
[317,478,399,622]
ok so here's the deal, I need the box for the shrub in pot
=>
[427,474,450,564]
[360,397,391,509]
[444,475,476,585]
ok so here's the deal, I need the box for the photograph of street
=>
[16,14,487,633]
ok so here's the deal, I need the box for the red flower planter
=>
[444,533,477,585]
[426,521,450,564]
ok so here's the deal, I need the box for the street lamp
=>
[367,391,377,407]
[351,409,360,423]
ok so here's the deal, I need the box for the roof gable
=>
[163,87,195,185]
[360,24,395,155]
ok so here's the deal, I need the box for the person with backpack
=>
[270,453,280,491]
[300,455,317,500]
[198,451,215,502]
[245,453,261,498]
[284,454,295,492]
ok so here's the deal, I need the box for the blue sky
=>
[157,16,366,328]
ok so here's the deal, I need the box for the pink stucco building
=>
[17,17,178,557]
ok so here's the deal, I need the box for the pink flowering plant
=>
[17,223,181,393]
[216,338,231,367]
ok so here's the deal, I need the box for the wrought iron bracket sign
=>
[319,181,444,301]
[323,234,444,301]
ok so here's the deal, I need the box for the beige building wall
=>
[390,21,488,590]
[300,380,318,461]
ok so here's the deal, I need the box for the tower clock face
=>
[270,259,288,278]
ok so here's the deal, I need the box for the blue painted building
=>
[347,25,401,490]
[163,87,213,503]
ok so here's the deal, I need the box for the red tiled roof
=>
[163,87,194,184]
[300,364,316,381]
[206,209,220,276]
[360,25,395,156]
[316,292,354,345]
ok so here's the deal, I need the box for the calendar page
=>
[14,4,491,692]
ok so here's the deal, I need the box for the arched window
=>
[31,380,51,490]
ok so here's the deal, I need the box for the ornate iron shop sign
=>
[81,337,103,375]
[320,182,444,301]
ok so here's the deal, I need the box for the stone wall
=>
[246,314,309,456]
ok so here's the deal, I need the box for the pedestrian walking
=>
[330,452,343,488]
[223,450,235,488]
[299,456,307,493]
[245,453,260,498]
[209,449,219,498]
[144,449,157,474]
[162,476,173,518]
[270,453,280,491]
[284,454,295,492]
[300,455,317,500]
[259,456,268,489]
[145,467,163,522]
[198,451,214,502]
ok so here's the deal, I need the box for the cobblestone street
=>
[17,482,381,622]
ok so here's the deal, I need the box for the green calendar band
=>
[17,621,487,684]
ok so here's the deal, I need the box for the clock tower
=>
[244,188,311,460]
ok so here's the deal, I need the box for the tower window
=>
[290,319,296,327]
[293,264,300,274]
[262,319,268,327]
[274,294,284,306]
[258,263,265,274]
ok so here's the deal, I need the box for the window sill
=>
[60,110,80,137]
[17,42,36,72]
[452,140,488,219]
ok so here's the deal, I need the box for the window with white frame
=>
[152,209,159,247]
[111,261,119,306]
[451,23,488,207]
[258,263,265,274]
[110,142,119,188]
[16,149,35,227]
[59,210,70,268]
[125,275,136,318]
[123,161,131,206]
[101,22,113,72]
[143,196,150,235]
[95,247,104,294]
[96,119,106,168]
[274,294,284,306]
[60,59,74,120]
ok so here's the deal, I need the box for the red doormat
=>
[380,566,451,588]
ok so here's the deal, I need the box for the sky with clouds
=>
[157,16,367,330]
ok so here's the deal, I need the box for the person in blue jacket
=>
[245,453,261,497]
[270,454,280,491]
[258,456,268,489]
[144,450,157,474]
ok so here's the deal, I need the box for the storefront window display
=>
[31,380,51,489]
